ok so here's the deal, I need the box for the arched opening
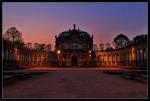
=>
[71,55,78,66]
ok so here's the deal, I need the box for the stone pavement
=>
[3,69,147,99]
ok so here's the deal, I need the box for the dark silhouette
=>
[99,43,104,50]
[133,34,147,44]
[113,34,130,49]
[3,27,23,44]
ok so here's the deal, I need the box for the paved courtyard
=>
[3,67,147,99]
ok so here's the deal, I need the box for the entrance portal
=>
[71,55,78,66]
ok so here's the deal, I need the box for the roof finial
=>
[73,24,76,30]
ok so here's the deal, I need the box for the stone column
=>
[107,55,109,66]
[27,54,29,65]
[33,55,35,65]
[12,50,14,66]
[26,54,28,65]
[134,50,136,66]
[128,51,130,66]
[119,53,121,66]
[130,51,132,65]
[21,52,23,65]
[116,54,117,66]
[29,54,31,65]
[2,49,4,65]
[22,53,25,65]
[22,53,24,65]
[35,55,37,64]
[113,54,116,66]
[144,48,147,61]
[40,55,42,65]
[37,55,39,65]
[138,49,141,63]
[136,50,139,65]
[25,53,27,65]
[5,49,8,66]
[19,52,21,65]
[2,48,4,60]
[31,54,33,65]
[142,49,144,62]
[32,54,34,65]
[102,55,104,66]
[7,50,9,65]
[17,51,19,65]
[28,54,29,65]
[10,50,12,66]
[132,50,135,65]
[21,53,23,65]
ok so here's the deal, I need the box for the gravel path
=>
[3,70,147,99]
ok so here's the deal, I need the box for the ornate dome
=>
[58,24,90,38]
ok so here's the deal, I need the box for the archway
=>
[71,55,78,66]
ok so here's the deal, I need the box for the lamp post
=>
[89,50,91,54]
[89,50,91,65]
[57,50,61,66]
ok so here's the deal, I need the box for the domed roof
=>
[79,30,90,37]
[58,24,90,38]
[59,31,70,37]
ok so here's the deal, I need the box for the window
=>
[83,44,87,49]
[63,33,69,36]
[58,44,61,48]
[98,55,101,62]
[63,43,66,49]
[72,43,78,49]
[80,33,85,36]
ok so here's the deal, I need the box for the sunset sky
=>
[2,2,148,50]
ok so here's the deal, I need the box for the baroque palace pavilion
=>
[55,24,94,66]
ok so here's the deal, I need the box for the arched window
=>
[98,55,101,62]
[103,55,107,62]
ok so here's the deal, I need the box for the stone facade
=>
[2,39,56,69]
[55,24,93,66]
[96,38,147,68]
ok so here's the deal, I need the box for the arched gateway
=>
[71,55,78,66]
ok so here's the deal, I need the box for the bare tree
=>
[4,27,22,43]
[93,44,98,51]
[41,44,47,51]
[133,34,147,44]
[113,34,130,49]
[105,43,110,50]
[34,43,47,51]
[99,43,104,50]
[34,43,39,50]
[46,44,52,51]
[26,42,32,49]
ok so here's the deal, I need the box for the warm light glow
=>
[89,50,91,53]
[57,50,61,54]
